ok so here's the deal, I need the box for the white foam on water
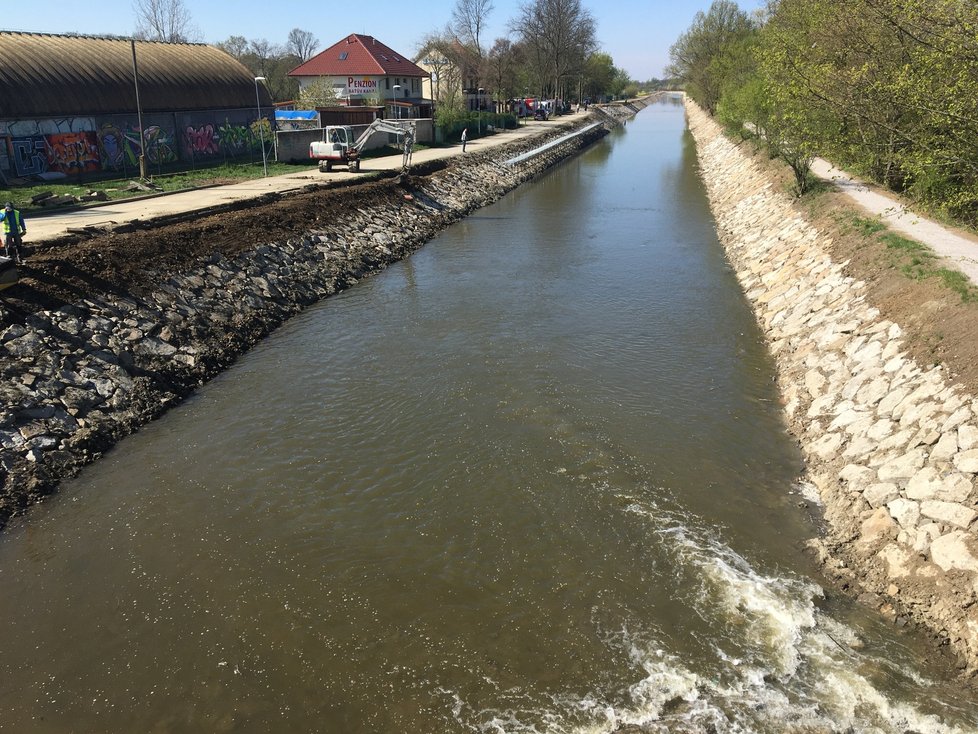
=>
[458,503,974,733]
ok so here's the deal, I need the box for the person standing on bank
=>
[461,127,468,153]
[0,202,25,263]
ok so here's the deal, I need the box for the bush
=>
[434,110,518,142]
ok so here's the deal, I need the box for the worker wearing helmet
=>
[0,202,25,263]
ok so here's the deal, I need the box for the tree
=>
[287,28,319,62]
[608,66,632,99]
[667,0,754,113]
[583,52,615,100]
[484,38,525,107]
[512,0,597,100]
[217,35,249,59]
[452,0,494,55]
[229,38,300,102]
[298,77,339,108]
[416,32,473,112]
[132,0,199,42]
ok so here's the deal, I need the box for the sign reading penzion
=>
[348,78,378,91]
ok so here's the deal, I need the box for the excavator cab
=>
[316,126,358,172]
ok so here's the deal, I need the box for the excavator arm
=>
[352,119,415,151]
[353,119,416,171]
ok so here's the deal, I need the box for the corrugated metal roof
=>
[288,34,428,79]
[0,32,273,118]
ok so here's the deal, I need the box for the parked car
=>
[533,108,549,121]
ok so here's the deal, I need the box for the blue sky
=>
[6,0,766,80]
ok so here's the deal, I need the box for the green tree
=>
[583,52,615,100]
[512,0,597,99]
[667,0,755,113]
[298,77,340,108]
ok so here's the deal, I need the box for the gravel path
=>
[811,158,978,284]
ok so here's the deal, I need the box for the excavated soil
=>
[0,177,406,328]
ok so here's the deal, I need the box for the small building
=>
[416,41,490,114]
[0,31,274,183]
[288,34,432,120]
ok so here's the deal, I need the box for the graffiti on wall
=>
[182,120,260,159]
[9,136,47,176]
[98,122,176,171]
[1,113,268,180]
[218,121,254,155]
[45,132,101,174]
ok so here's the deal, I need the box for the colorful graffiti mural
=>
[98,122,176,171]
[183,120,260,159]
[45,132,101,174]
[218,121,255,156]
[1,112,269,181]
[183,124,220,157]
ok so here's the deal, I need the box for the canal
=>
[0,97,974,733]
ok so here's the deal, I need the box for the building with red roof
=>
[288,34,431,119]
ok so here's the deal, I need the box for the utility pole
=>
[131,39,148,180]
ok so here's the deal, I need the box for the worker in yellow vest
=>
[0,202,26,263]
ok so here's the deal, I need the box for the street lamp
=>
[254,76,268,177]
[478,87,484,136]
[392,84,401,119]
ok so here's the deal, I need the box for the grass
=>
[847,215,887,237]
[862,224,978,301]
[4,160,312,213]
[4,142,431,214]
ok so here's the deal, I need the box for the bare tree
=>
[217,35,249,59]
[452,0,494,55]
[512,0,596,99]
[484,38,524,106]
[287,28,319,62]
[247,38,281,78]
[417,32,471,112]
[132,0,199,42]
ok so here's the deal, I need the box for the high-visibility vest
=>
[2,210,23,234]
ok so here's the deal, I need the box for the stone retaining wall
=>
[0,97,655,530]
[686,100,978,674]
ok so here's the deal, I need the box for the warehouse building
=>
[0,31,273,183]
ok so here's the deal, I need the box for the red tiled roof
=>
[288,34,427,78]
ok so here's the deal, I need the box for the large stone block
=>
[953,448,978,474]
[864,482,900,508]
[877,448,926,482]
[930,531,978,573]
[920,501,977,529]
[887,498,921,529]
[930,432,959,463]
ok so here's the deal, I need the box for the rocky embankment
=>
[686,101,978,674]
[0,99,654,530]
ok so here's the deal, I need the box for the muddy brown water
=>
[0,97,975,733]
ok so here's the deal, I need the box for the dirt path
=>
[811,158,978,284]
[733,153,978,402]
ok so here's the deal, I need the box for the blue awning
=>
[276,110,319,120]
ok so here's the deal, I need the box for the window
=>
[386,78,390,89]
[339,52,348,60]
